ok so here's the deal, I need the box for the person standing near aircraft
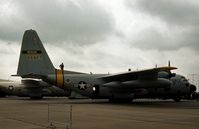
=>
[60,63,64,70]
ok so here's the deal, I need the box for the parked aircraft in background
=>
[13,30,197,102]
[0,79,67,99]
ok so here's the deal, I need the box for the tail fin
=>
[17,30,55,76]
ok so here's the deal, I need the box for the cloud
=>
[0,0,199,82]
[0,41,19,79]
[0,0,114,44]
[125,0,199,51]
[134,0,199,26]
[130,27,176,50]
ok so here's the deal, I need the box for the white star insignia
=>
[78,81,87,90]
[8,85,14,91]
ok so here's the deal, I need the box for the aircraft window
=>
[180,76,188,82]
[93,87,96,91]
[181,77,186,80]
[66,79,70,83]
[93,85,99,94]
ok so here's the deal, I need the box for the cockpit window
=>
[181,76,188,81]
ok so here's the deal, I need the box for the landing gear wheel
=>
[0,94,6,97]
[0,92,6,97]
[30,96,43,100]
[174,97,181,102]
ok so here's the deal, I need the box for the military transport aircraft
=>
[13,29,197,102]
[0,79,67,99]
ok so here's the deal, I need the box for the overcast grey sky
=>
[0,0,199,81]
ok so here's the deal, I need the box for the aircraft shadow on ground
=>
[3,97,199,109]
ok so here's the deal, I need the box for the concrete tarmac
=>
[0,97,199,129]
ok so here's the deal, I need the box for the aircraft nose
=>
[190,84,197,93]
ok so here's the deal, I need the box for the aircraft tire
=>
[0,92,6,97]
[0,94,6,97]
[30,96,43,100]
[174,97,181,102]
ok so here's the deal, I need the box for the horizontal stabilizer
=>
[12,73,46,79]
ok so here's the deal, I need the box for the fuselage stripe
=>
[56,69,64,88]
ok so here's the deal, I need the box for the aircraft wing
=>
[99,66,177,82]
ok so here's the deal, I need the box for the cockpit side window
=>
[181,76,188,81]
